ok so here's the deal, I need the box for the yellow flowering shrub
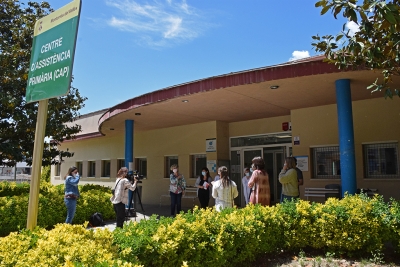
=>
[0,182,114,237]
[389,199,400,251]
[115,205,282,267]
[1,194,399,266]
[0,224,142,267]
[314,194,390,253]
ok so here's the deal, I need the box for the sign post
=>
[26,0,81,230]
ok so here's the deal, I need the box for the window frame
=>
[191,154,207,178]
[101,160,111,177]
[76,162,83,176]
[88,161,96,177]
[55,163,61,177]
[165,156,178,178]
[363,142,399,178]
[135,158,147,178]
[311,145,341,179]
[117,159,125,171]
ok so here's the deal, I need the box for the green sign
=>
[26,0,81,103]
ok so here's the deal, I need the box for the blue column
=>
[125,120,134,209]
[335,79,357,197]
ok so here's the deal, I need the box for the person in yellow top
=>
[278,157,299,203]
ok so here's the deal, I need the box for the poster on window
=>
[294,156,308,171]
[207,160,217,173]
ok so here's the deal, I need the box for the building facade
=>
[51,56,400,207]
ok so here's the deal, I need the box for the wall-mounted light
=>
[135,113,141,116]
[182,100,189,103]
[270,85,279,89]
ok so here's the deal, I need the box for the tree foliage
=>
[0,1,87,167]
[312,0,400,98]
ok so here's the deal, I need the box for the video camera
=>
[127,170,144,183]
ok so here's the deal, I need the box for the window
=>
[88,161,96,177]
[102,160,111,177]
[311,146,340,179]
[191,154,207,178]
[364,143,399,178]
[117,159,125,171]
[55,163,61,176]
[135,158,147,178]
[76,162,83,175]
[165,156,178,177]
[231,133,292,147]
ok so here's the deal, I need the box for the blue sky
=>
[47,0,352,114]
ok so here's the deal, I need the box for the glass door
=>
[230,151,241,207]
[263,146,286,204]
[239,149,262,207]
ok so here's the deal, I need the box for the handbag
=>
[111,178,122,196]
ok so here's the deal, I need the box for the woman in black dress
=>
[195,167,212,209]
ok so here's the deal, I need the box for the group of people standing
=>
[62,155,303,227]
[241,156,303,206]
[168,164,239,215]
[168,155,303,216]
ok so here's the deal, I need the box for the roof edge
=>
[98,55,337,134]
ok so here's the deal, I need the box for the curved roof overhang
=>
[97,56,391,136]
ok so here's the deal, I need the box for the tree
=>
[312,0,400,98]
[0,1,87,167]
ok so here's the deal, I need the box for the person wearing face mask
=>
[195,167,213,209]
[169,164,186,216]
[248,157,270,206]
[110,167,138,228]
[64,166,81,224]
[241,168,251,205]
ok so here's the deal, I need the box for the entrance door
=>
[239,149,262,206]
[263,147,286,204]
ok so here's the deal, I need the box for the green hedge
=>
[113,194,400,267]
[0,189,400,266]
[0,181,114,237]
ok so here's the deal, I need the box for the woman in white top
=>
[110,167,138,228]
[212,166,238,212]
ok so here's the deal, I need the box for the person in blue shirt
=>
[64,166,81,224]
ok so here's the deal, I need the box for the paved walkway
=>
[89,204,193,231]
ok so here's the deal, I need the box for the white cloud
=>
[105,0,206,47]
[289,50,310,61]
[345,21,360,36]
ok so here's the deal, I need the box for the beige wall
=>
[53,98,400,206]
[229,115,291,137]
[65,109,107,135]
[54,121,220,206]
[291,98,400,201]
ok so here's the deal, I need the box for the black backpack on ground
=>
[89,212,105,227]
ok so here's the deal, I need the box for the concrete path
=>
[88,204,193,231]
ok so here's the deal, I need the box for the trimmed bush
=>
[1,193,399,266]
[0,182,115,236]
[0,224,141,267]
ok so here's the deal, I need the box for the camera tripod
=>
[125,183,145,221]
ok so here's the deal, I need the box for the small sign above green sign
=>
[26,0,81,103]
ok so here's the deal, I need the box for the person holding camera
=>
[195,167,212,209]
[110,167,138,228]
[64,166,81,224]
[169,164,186,216]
